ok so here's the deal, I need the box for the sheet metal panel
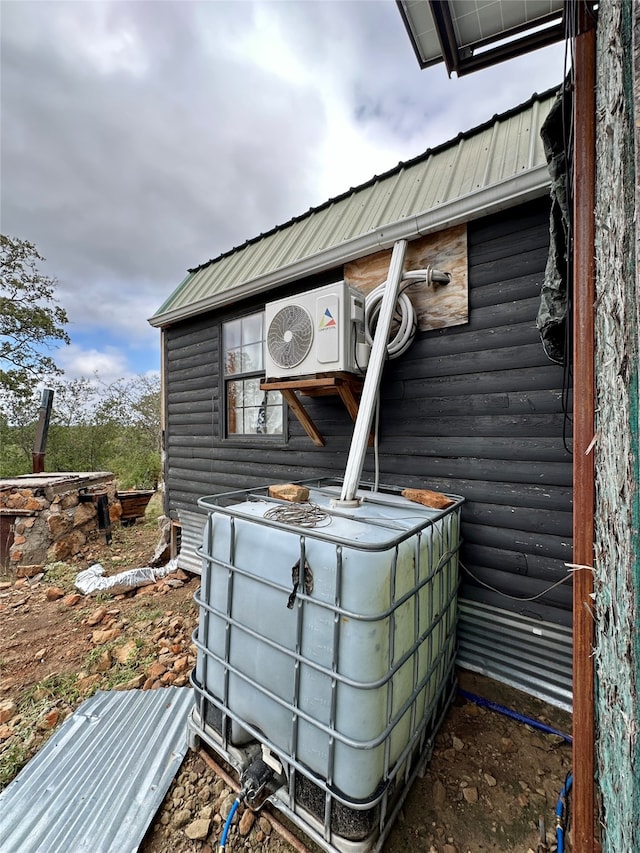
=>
[0,687,193,853]
[151,91,556,324]
[176,509,206,575]
[457,599,572,711]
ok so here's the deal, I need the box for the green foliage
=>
[44,561,77,591]
[0,373,161,488]
[0,235,69,395]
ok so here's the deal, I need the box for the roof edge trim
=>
[148,164,550,328]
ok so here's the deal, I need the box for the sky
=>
[0,0,566,384]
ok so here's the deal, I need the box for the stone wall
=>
[0,476,122,575]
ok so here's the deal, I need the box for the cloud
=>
[53,341,129,383]
[1,0,565,379]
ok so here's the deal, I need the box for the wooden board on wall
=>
[344,224,468,331]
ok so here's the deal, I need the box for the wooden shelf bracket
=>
[260,374,370,447]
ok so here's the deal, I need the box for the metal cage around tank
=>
[188,478,463,853]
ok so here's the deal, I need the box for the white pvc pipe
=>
[338,239,408,504]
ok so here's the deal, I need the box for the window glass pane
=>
[242,313,263,346]
[227,381,243,434]
[243,378,262,407]
[244,407,260,434]
[224,318,241,353]
[242,342,263,373]
[225,346,243,375]
[265,405,283,434]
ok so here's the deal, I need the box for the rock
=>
[401,487,455,509]
[34,648,46,660]
[63,593,82,607]
[185,818,211,840]
[484,773,497,787]
[172,809,192,829]
[173,655,189,673]
[16,564,44,579]
[92,628,122,644]
[112,640,138,664]
[42,709,59,729]
[462,786,479,803]
[113,674,145,691]
[238,809,255,836]
[0,581,11,590]
[221,795,237,818]
[45,586,65,601]
[146,661,167,679]
[0,724,13,741]
[432,779,447,807]
[0,699,17,724]
[76,674,102,693]
[268,483,310,503]
[500,737,517,754]
[258,817,271,835]
[87,606,108,626]
[452,736,464,751]
[92,650,113,673]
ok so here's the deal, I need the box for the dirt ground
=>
[0,506,572,852]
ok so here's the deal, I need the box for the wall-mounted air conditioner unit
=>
[264,281,369,380]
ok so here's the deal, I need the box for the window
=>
[223,312,283,436]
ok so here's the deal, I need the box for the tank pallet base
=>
[187,673,456,853]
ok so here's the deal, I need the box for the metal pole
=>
[339,239,407,504]
[572,7,597,851]
[32,388,54,474]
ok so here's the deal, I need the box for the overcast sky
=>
[1,0,565,383]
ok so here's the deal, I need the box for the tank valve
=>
[240,758,274,805]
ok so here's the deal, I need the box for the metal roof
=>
[149,88,557,329]
[397,1,565,76]
[0,687,193,853]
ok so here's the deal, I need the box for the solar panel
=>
[397,0,566,76]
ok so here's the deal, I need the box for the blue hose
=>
[458,688,573,743]
[219,797,241,851]
[556,773,573,853]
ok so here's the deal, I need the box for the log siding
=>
[163,196,572,627]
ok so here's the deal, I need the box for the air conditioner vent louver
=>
[267,304,314,369]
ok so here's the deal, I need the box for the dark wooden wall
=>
[164,196,572,627]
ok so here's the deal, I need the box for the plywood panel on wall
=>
[344,224,468,331]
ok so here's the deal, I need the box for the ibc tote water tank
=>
[189,480,463,853]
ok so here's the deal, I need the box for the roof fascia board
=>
[149,163,550,328]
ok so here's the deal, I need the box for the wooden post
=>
[572,8,597,852]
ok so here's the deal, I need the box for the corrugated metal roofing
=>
[457,600,572,711]
[0,687,193,853]
[149,88,558,327]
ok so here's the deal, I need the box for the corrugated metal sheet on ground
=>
[151,90,556,325]
[0,687,193,853]
[457,599,572,711]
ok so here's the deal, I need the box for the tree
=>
[0,234,70,394]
